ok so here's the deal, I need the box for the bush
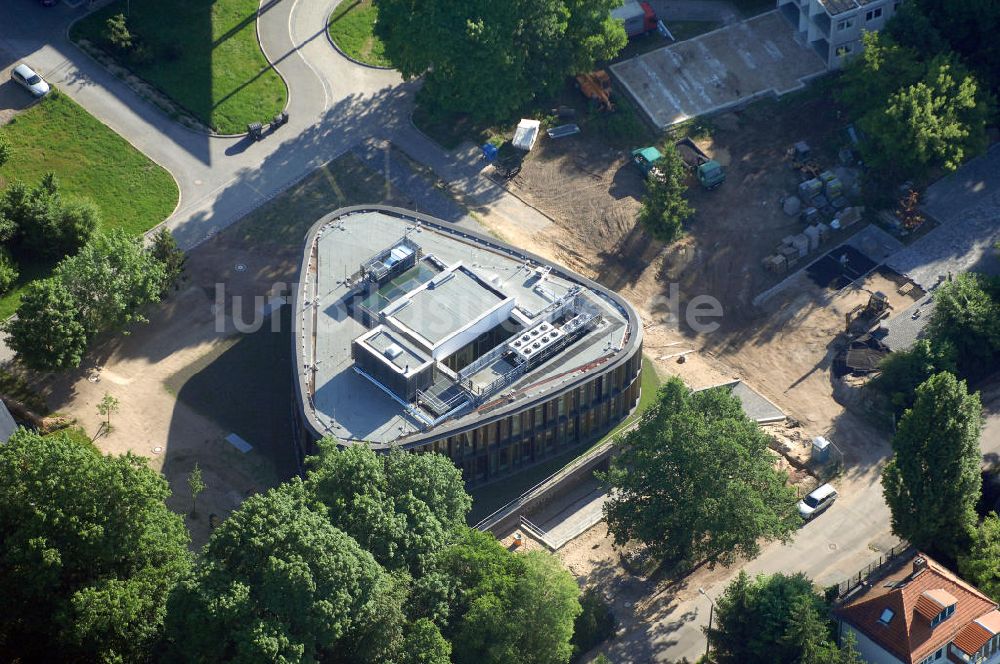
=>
[0,135,10,168]
[571,588,617,659]
[0,248,18,295]
[12,174,98,259]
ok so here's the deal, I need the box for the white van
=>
[798,483,837,521]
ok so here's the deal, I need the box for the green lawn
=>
[0,91,178,318]
[70,0,287,134]
[328,0,391,68]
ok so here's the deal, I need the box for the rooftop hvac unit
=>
[384,343,403,360]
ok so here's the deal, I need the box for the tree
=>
[375,0,626,121]
[188,462,205,517]
[307,441,471,573]
[707,571,853,664]
[874,338,957,412]
[600,378,799,568]
[150,227,187,295]
[926,273,1000,376]
[638,144,694,243]
[164,481,402,663]
[104,13,133,52]
[882,372,983,557]
[8,173,99,258]
[838,32,925,113]
[959,512,1000,601]
[436,528,581,664]
[96,392,119,433]
[56,228,166,335]
[5,277,88,371]
[0,429,191,663]
[858,54,990,182]
[400,618,452,664]
[571,588,616,658]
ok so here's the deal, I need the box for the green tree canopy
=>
[600,378,799,567]
[0,172,98,258]
[708,571,861,664]
[874,338,957,412]
[55,228,166,335]
[165,481,401,663]
[927,273,1000,376]
[5,277,88,371]
[0,429,191,663]
[882,371,983,557]
[432,528,581,664]
[307,441,471,573]
[150,227,187,296]
[375,0,627,121]
[638,144,694,243]
[959,512,1000,601]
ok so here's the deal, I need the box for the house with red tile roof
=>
[834,551,1000,664]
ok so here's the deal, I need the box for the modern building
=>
[777,0,904,68]
[292,206,643,485]
[835,551,1000,664]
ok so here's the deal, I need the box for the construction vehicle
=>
[575,70,614,112]
[675,138,725,189]
[845,291,891,334]
[632,140,725,189]
[611,0,658,38]
[630,146,663,178]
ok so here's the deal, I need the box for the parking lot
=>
[610,11,826,128]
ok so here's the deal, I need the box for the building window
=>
[837,18,853,30]
[865,7,883,20]
[878,608,894,625]
[930,603,955,627]
[836,44,853,57]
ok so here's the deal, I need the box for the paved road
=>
[0,0,550,250]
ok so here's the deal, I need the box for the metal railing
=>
[833,542,913,600]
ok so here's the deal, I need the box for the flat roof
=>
[385,266,506,346]
[359,326,431,375]
[294,207,642,447]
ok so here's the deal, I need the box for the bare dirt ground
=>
[472,89,921,659]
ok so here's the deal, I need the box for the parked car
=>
[798,483,838,521]
[11,63,50,98]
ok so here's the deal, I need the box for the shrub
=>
[0,135,10,168]
[0,248,18,295]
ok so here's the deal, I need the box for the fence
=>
[833,542,913,600]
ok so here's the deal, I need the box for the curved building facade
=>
[293,206,643,484]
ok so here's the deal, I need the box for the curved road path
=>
[0,0,547,251]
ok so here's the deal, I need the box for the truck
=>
[674,138,725,189]
[611,0,658,38]
[631,139,726,189]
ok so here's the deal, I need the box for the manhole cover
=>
[828,542,838,550]
[152,446,163,454]
[234,263,247,272]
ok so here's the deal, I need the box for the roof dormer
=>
[916,589,958,627]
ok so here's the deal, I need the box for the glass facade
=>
[408,346,643,485]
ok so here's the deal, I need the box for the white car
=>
[798,483,838,521]
[11,64,50,98]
